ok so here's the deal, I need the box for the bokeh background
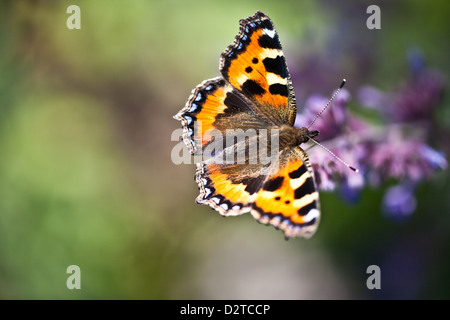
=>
[0,0,449,299]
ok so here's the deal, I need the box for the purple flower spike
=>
[392,70,444,123]
[293,49,446,219]
[420,145,448,170]
[357,86,391,111]
[312,164,337,191]
[370,140,418,181]
[368,132,447,183]
[382,183,417,220]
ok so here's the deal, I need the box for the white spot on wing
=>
[290,171,310,190]
[235,74,249,87]
[263,28,276,38]
[266,73,288,86]
[260,48,283,59]
[302,208,319,223]
[211,197,221,204]
[293,192,319,209]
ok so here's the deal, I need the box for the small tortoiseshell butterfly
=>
[174,11,321,239]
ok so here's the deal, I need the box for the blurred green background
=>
[0,0,449,299]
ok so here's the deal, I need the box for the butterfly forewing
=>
[220,11,297,126]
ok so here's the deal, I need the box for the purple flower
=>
[358,69,444,124]
[420,144,448,170]
[309,142,364,191]
[382,182,417,220]
[392,70,444,123]
[293,48,447,220]
[295,88,364,191]
[367,133,446,183]
[357,86,391,111]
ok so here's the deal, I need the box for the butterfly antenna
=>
[309,137,359,173]
[307,79,346,129]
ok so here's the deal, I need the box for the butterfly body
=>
[278,125,319,149]
[174,11,321,239]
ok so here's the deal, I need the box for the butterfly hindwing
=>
[220,11,297,126]
[195,145,320,239]
[251,146,320,239]
[195,162,267,216]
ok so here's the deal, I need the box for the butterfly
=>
[174,11,321,239]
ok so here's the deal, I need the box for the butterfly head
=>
[306,129,319,140]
